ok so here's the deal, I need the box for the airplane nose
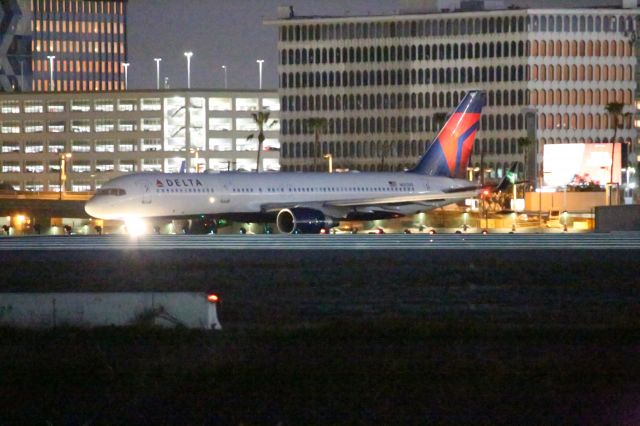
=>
[85,198,96,217]
[84,197,100,218]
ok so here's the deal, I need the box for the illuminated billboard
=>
[543,143,621,187]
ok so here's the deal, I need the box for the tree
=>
[605,102,625,204]
[433,112,448,130]
[246,111,277,172]
[517,137,534,183]
[306,118,328,171]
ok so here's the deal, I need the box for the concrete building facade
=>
[267,4,638,191]
[0,89,280,192]
[1,0,128,93]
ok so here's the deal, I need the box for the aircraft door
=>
[136,180,153,204]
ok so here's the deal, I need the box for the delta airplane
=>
[85,90,489,234]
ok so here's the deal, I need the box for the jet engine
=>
[276,208,336,234]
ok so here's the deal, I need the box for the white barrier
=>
[0,292,222,330]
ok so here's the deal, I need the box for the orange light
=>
[207,294,219,303]
[483,189,490,196]
[320,228,327,234]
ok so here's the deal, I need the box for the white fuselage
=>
[85,171,478,221]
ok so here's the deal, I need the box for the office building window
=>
[47,102,66,113]
[95,100,115,112]
[71,120,91,133]
[71,100,91,112]
[48,121,66,133]
[95,141,115,152]
[25,142,44,153]
[0,101,20,114]
[208,97,232,111]
[141,118,161,132]
[96,119,116,132]
[24,101,44,114]
[0,121,21,134]
[141,98,161,111]
[24,121,45,133]
[72,141,91,153]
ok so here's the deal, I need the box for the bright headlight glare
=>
[124,217,148,236]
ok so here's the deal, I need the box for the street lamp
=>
[323,153,333,173]
[154,58,162,90]
[190,147,201,173]
[122,62,130,90]
[46,55,55,91]
[59,152,72,200]
[256,59,264,89]
[221,65,227,89]
[184,51,193,89]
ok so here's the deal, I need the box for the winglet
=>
[494,162,518,192]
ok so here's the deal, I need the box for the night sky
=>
[126,0,621,91]
[126,0,398,91]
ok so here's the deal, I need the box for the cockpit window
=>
[96,188,126,196]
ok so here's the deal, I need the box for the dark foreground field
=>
[1,249,639,424]
[1,323,639,425]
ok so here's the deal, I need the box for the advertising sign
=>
[543,143,621,187]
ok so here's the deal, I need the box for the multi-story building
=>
[1,0,128,93]
[0,89,280,192]
[267,2,638,190]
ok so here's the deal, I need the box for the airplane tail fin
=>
[408,90,485,179]
[494,162,518,192]
[179,160,186,174]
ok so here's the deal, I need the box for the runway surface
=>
[2,232,640,250]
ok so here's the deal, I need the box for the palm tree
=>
[516,137,534,183]
[246,111,277,172]
[605,102,624,204]
[306,118,328,171]
[433,112,448,132]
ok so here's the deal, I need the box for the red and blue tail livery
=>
[409,90,485,179]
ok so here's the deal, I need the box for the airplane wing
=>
[259,188,479,211]
[325,189,478,207]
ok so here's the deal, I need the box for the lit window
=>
[1,161,20,173]
[118,100,136,111]
[94,100,114,112]
[24,121,45,133]
[72,142,91,153]
[141,118,161,132]
[71,100,91,112]
[0,121,21,134]
[1,142,20,153]
[141,98,161,111]
[95,119,116,132]
[118,120,136,132]
[95,142,115,153]
[48,121,65,133]
[25,143,44,153]
[0,101,20,114]
[71,120,91,133]
[24,101,44,113]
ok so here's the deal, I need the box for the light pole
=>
[184,51,193,89]
[154,58,162,90]
[256,59,264,89]
[122,62,130,90]
[190,147,201,173]
[221,65,227,89]
[19,59,24,91]
[323,153,333,173]
[46,55,55,91]
[59,152,72,200]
